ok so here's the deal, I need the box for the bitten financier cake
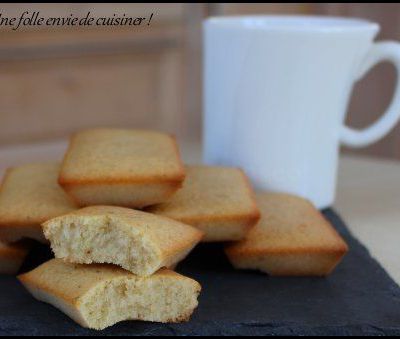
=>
[146,165,260,242]
[0,241,31,275]
[18,259,201,330]
[43,206,203,276]
[0,163,77,243]
[58,128,185,208]
[225,192,348,276]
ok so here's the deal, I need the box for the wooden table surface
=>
[0,139,399,284]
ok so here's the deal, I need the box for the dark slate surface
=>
[0,209,399,336]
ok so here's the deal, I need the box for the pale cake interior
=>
[44,215,162,276]
[78,274,199,330]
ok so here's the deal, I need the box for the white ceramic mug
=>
[203,15,400,208]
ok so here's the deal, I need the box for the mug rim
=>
[204,15,379,33]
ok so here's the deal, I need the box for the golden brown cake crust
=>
[59,128,185,184]
[146,166,260,242]
[0,163,77,243]
[58,129,185,208]
[225,192,348,276]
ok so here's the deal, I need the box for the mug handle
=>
[341,41,400,148]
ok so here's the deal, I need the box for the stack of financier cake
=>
[8,129,205,330]
[0,127,350,330]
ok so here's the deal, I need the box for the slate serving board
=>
[0,209,399,336]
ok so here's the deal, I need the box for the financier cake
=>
[146,166,260,242]
[18,259,201,330]
[0,240,31,275]
[0,163,77,243]
[42,206,203,276]
[225,192,349,276]
[58,128,185,208]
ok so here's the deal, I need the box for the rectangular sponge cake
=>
[18,259,201,330]
[225,192,348,276]
[43,206,203,276]
[58,128,185,208]
[147,166,260,242]
[0,163,77,243]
